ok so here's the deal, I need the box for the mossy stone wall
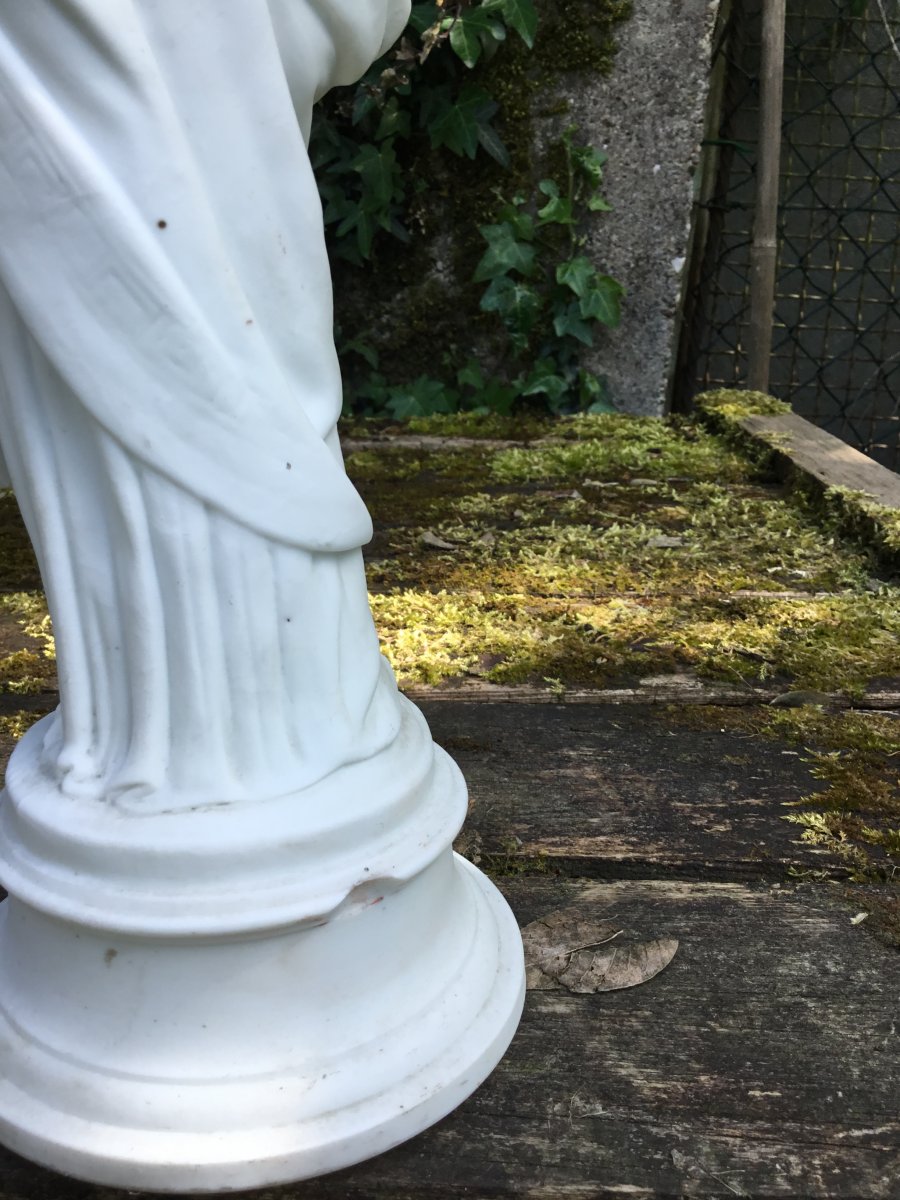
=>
[332,0,719,417]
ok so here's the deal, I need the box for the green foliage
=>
[312,2,623,420]
[310,1,538,265]
[472,126,623,414]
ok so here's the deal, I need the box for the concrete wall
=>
[578,0,720,415]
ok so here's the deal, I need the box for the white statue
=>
[0,0,413,803]
[0,3,524,1190]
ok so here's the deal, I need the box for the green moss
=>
[695,388,793,421]
[694,393,900,575]
[0,709,47,740]
[537,0,631,75]
[0,591,53,652]
[672,704,900,944]
[404,412,549,440]
[0,648,56,694]
[0,591,56,693]
[834,490,900,551]
[366,482,871,600]
[821,485,900,574]
[488,420,753,485]
[345,415,898,693]
[769,707,900,944]
[342,450,427,483]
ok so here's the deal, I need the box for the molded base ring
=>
[0,855,524,1193]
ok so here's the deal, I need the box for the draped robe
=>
[0,1,411,806]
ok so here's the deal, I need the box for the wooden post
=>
[747,0,786,392]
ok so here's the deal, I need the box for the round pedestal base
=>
[0,853,524,1193]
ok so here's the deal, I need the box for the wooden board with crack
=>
[0,408,897,1198]
[1,879,896,1199]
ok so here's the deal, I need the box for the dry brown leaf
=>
[522,907,622,991]
[556,938,679,994]
[521,906,678,994]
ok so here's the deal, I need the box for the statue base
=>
[0,703,525,1191]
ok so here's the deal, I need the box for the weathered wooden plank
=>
[1,879,897,1198]
[0,700,879,881]
[343,435,524,452]
[418,702,845,879]
[739,413,900,511]
[407,678,900,710]
[0,700,860,881]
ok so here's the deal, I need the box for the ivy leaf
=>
[474,224,537,281]
[341,338,380,369]
[449,8,502,67]
[386,376,458,419]
[537,180,575,225]
[477,122,511,168]
[354,210,378,259]
[351,88,378,126]
[578,370,615,412]
[484,0,538,47]
[556,256,595,299]
[346,370,389,412]
[322,188,356,229]
[425,83,497,159]
[477,379,518,413]
[554,300,595,346]
[457,360,486,391]
[480,276,543,333]
[521,361,570,403]
[352,142,397,211]
[587,195,613,212]
[335,207,361,237]
[496,203,535,241]
[375,99,411,142]
[571,141,607,188]
[579,276,624,327]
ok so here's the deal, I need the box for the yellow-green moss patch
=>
[488,418,752,485]
[695,388,792,421]
[347,415,895,693]
[0,709,48,741]
[0,591,55,693]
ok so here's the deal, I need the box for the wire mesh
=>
[676,0,900,472]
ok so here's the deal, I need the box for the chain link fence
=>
[675,0,900,471]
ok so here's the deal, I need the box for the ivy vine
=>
[310,0,624,418]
